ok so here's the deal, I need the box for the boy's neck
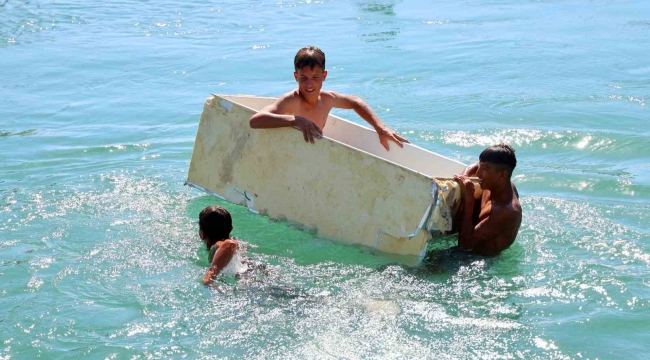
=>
[298,90,320,106]
[488,181,513,204]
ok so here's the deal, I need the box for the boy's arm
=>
[249,95,323,144]
[328,92,409,151]
[462,162,479,176]
[454,175,509,250]
[202,240,237,285]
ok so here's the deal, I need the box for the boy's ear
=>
[199,230,204,240]
[323,70,328,81]
[498,169,508,182]
[294,71,298,82]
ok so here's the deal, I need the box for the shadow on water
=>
[418,246,496,274]
[237,283,316,305]
[186,195,394,267]
[358,2,397,16]
[374,234,512,277]
[0,129,37,137]
[208,263,328,308]
[355,1,401,44]
[375,247,497,277]
[187,194,512,278]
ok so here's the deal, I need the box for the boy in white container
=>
[249,46,409,151]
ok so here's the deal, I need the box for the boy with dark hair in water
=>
[454,144,522,256]
[198,205,239,285]
[249,46,409,151]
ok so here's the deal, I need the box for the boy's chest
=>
[294,103,332,128]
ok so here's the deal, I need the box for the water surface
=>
[1,0,649,358]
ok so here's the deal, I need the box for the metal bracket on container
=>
[185,181,227,200]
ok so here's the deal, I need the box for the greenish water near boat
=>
[1,0,649,358]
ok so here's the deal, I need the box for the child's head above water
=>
[198,205,232,250]
[294,46,327,101]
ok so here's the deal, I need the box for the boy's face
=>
[476,161,507,190]
[294,65,327,100]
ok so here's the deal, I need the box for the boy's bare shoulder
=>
[318,90,346,106]
[491,201,522,229]
[319,90,344,100]
[278,90,300,101]
[272,90,301,112]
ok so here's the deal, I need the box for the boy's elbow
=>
[350,96,364,110]
[250,111,269,128]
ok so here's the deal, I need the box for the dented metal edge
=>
[371,229,385,254]
[373,180,441,255]
[430,180,439,208]
[408,181,440,236]
[427,180,440,233]
[408,204,432,238]
[186,181,260,215]
[416,244,429,265]
[416,204,432,230]
[412,182,442,265]
[184,181,227,200]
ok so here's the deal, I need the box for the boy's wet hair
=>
[479,144,517,176]
[294,46,326,71]
[199,206,232,246]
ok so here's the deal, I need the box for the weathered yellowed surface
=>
[187,95,466,262]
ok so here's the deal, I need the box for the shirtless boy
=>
[453,144,522,256]
[249,46,409,151]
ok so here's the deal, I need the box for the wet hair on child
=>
[199,206,232,249]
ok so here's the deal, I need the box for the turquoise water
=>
[1,0,649,358]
